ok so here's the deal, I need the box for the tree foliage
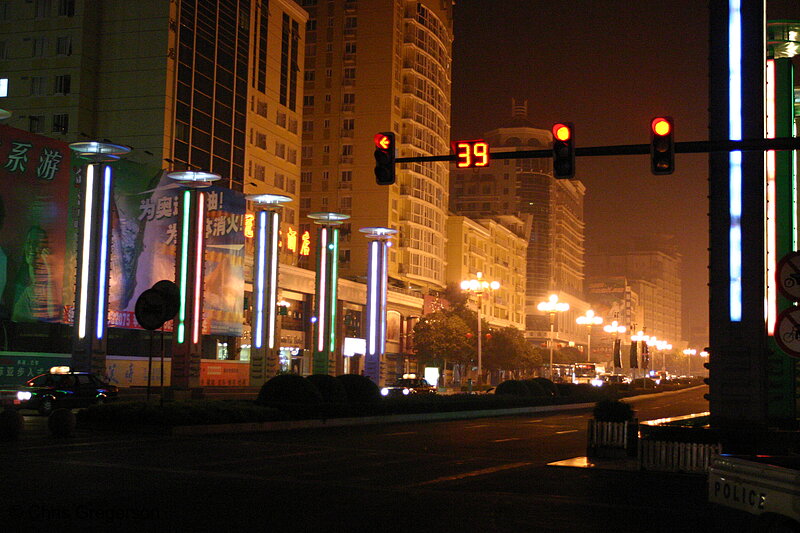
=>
[412,310,474,365]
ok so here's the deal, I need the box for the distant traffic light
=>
[551,122,575,179]
[650,117,674,175]
[374,132,395,185]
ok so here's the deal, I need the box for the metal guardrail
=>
[639,441,722,473]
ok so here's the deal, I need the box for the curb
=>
[171,401,597,436]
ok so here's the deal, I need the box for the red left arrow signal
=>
[374,133,391,150]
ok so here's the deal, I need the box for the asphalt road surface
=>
[0,386,750,532]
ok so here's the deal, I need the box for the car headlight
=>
[380,387,389,396]
[402,388,410,395]
[17,391,32,401]
[590,379,604,387]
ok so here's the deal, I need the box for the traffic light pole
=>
[394,136,800,164]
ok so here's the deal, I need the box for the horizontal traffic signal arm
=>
[394,136,800,164]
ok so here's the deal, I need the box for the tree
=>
[483,326,542,373]
[412,310,474,367]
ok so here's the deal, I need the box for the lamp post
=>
[460,272,500,386]
[630,330,649,379]
[537,294,569,379]
[683,348,697,376]
[603,320,627,371]
[576,310,603,362]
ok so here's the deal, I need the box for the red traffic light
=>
[374,133,391,150]
[552,123,571,142]
[651,117,672,136]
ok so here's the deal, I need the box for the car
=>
[591,374,632,387]
[13,366,118,415]
[380,376,436,397]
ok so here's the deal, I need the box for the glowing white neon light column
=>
[361,227,396,385]
[177,189,191,344]
[77,164,95,340]
[766,59,777,334]
[729,0,743,321]
[254,211,267,349]
[317,227,328,352]
[192,192,205,344]
[267,211,279,349]
[96,166,112,339]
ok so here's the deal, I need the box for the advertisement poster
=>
[0,125,70,324]
[65,157,245,336]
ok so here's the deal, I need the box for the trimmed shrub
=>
[257,374,323,405]
[336,374,381,403]
[48,408,76,437]
[494,380,530,397]
[0,409,24,441]
[532,377,559,397]
[593,399,634,422]
[522,379,547,397]
[306,374,348,403]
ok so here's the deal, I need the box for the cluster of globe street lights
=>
[576,309,603,362]
[460,272,500,385]
[537,294,570,379]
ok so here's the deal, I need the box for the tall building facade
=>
[298,0,452,292]
[450,101,586,338]
[586,235,682,345]
[0,0,305,200]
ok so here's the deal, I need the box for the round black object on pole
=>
[135,288,169,331]
[152,280,179,322]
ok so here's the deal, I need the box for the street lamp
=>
[576,310,603,362]
[461,272,500,386]
[537,294,569,379]
[683,348,697,376]
[630,330,649,378]
[603,320,627,370]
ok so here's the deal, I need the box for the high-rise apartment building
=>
[0,0,305,203]
[298,0,452,291]
[451,101,586,334]
[586,235,682,345]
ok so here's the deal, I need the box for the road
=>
[0,386,746,532]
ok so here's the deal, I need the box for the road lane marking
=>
[403,462,532,487]
[383,431,417,436]
[465,424,489,428]
[555,430,579,434]
[490,438,522,443]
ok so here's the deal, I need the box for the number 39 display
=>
[452,140,490,168]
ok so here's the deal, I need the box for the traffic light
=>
[650,116,674,175]
[373,132,395,185]
[551,122,575,179]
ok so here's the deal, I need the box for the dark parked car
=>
[380,377,436,397]
[13,367,118,415]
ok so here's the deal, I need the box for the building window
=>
[304,70,315,82]
[341,145,353,156]
[301,146,313,160]
[0,41,6,60]
[30,76,45,96]
[301,171,312,183]
[57,0,74,16]
[300,198,311,209]
[340,170,352,182]
[344,68,355,80]
[302,120,314,132]
[343,93,355,105]
[287,148,297,164]
[303,95,314,107]
[306,19,317,31]
[274,173,285,189]
[256,100,268,117]
[275,142,286,159]
[54,74,71,95]
[33,37,47,57]
[29,115,45,133]
[342,118,354,131]
[56,36,72,55]
[255,132,267,149]
[253,164,266,181]
[52,113,69,133]
[345,16,357,28]
[35,0,51,19]
[287,178,296,194]
[345,42,356,55]
[276,110,287,128]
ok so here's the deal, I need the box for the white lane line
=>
[491,438,522,443]
[403,462,532,488]
[465,424,489,428]
[383,431,417,436]
[555,430,579,435]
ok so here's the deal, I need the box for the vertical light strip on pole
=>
[192,191,205,345]
[317,227,328,352]
[729,0,743,321]
[177,189,191,344]
[329,228,339,353]
[254,210,267,349]
[77,163,95,340]
[367,241,378,355]
[267,210,279,349]
[95,165,112,339]
[765,59,777,334]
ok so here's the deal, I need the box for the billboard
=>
[0,125,71,323]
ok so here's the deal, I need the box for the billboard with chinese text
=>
[0,125,71,324]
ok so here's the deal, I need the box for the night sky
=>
[451,0,800,341]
